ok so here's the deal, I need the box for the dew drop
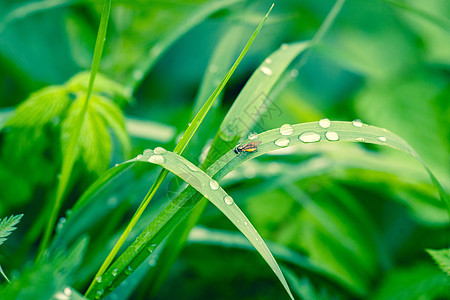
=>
[64,287,72,296]
[319,118,331,128]
[114,163,119,167]
[248,132,259,140]
[148,244,158,253]
[377,136,387,142]
[65,209,72,217]
[186,163,198,172]
[274,137,290,147]
[153,147,167,155]
[132,70,144,81]
[56,217,66,231]
[265,58,272,64]
[325,131,339,141]
[96,276,102,283]
[224,195,234,205]
[355,137,365,142]
[290,69,299,78]
[148,155,165,164]
[95,289,104,299]
[244,221,248,225]
[136,154,143,160]
[209,179,219,190]
[260,66,273,76]
[299,132,321,143]
[149,258,157,266]
[279,124,294,136]
[53,292,69,300]
[124,87,132,98]
[352,119,363,127]
[143,149,152,156]
[112,268,118,277]
[124,266,134,275]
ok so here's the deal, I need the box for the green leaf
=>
[0,214,23,283]
[5,86,69,128]
[0,214,23,246]
[427,248,450,276]
[61,93,112,174]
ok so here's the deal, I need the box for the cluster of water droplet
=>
[270,119,386,147]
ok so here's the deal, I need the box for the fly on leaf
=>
[234,141,262,158]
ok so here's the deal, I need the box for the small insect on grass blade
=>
[234,140,262,158]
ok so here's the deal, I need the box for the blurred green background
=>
[0,0,449,299]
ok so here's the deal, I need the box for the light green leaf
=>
[0,214,23,246]
[427,248,450,276]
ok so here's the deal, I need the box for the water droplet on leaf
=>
[274,137,290,147]
[352,119,363,127]
[209,179,219,190]
[248,132,259,140]
[377,136,387,142]
[148,155,165,164]
[260,66,273,76]
[299,132,321,143]
[325,131,339,141]
[319,118,331,128]
[224,195,234,205]
[279,124,293,136]
[153,147,167,155]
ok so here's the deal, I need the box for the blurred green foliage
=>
[0,0,448,299]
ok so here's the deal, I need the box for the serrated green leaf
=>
[61,93,112,174]
[427,248,450,276]
[66,71,131,107]
[0,237,88,300]
[5,86,69,128]
[0,214,23,246]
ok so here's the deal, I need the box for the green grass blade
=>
[86,5,274,294]
[37,0,111,263]
[86,146,294,300]
[143,2,347,293]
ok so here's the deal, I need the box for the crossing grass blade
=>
[86,5,274,295]
[86,120,447,299]
[37,0,112,263]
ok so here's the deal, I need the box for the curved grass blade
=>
[37,0,112,262]
[141,21,254,296]
[94,121,449,297]
[87,5,274,294]
[86,146,294,300]
[143,2,348,294]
